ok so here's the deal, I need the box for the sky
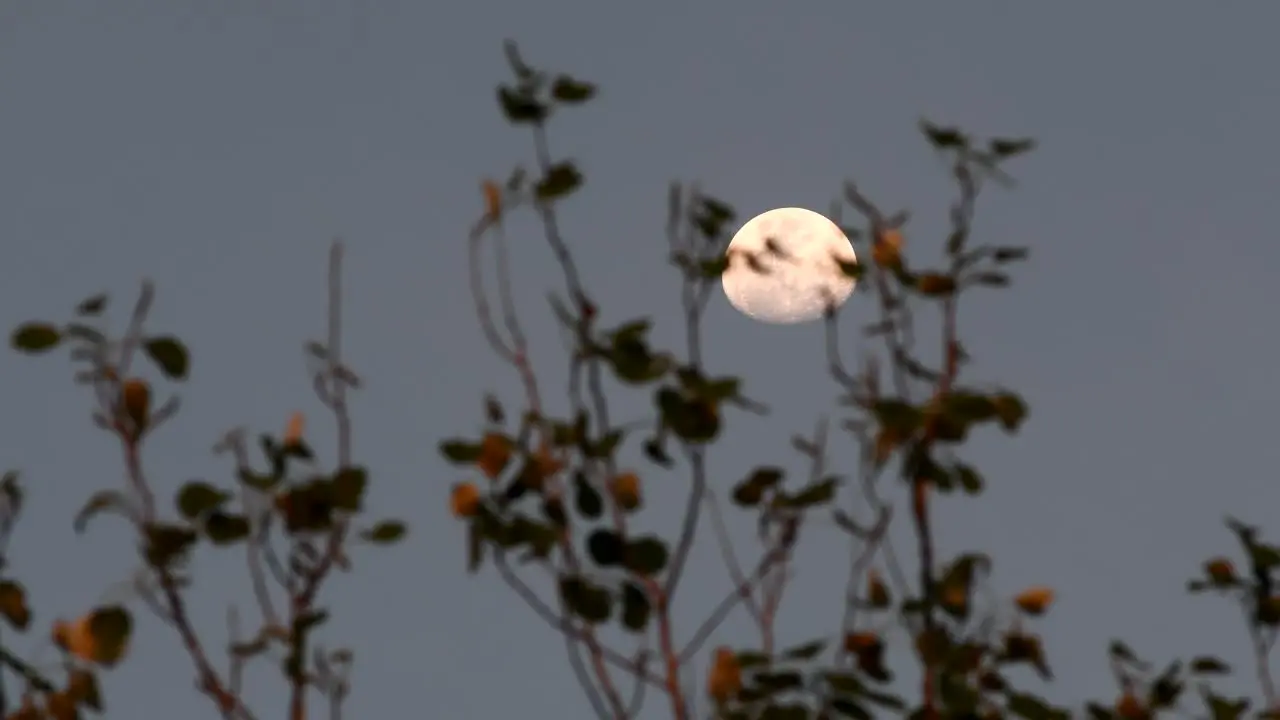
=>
[1,2,1279,718]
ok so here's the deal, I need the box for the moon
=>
[721,207,858,324]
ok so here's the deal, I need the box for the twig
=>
[290,241,355,720]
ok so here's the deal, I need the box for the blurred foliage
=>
[0,36,1275,720]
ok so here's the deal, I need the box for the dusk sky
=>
[2,3,1280,718]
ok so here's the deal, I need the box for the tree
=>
[1,39,1276,720]
[5,244,404,720]
[440,41,1278,720]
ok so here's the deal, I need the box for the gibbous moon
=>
[721,207,857,324]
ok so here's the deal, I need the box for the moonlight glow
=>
[721,207,857,324]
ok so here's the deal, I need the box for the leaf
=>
[204,512,251,545]
[993,392,1029,432]
[1190,656,1231,675]
[920,120,968,149]
[558,575,612,624]
[573,472,603,519]
[73,491,133,534]
[75,294,108,317]
[332,466,368,511]
[994,246,1030,264]
[624,536,669,576]
[535,162,584,201]
[551,75,596,103]
[779,477,837,509]
[781,638,826,661]
[0,580,31,631]
[496,86,548,124]
[143,523,199,568]
[466,519,485,573]
[439,439,482,464]
[87,606,132,667]
[830,698,873,720]
[1007,691,1066,720]
[587,529,624,567]
[66,667,102,711]
[176,481,230,520]
[757,703,807,720]
[620,581,650,632]
[10,322,62,354]
[989,137,1037,158]
[361,520,407,545]
[955,463,984,494]
[732,466,784,507]
[870,399,921,434]
[143,336,190,380]
[46,692,77,720]
[970,271,1011,288]
[916,273,957,297]
[754,671,803,692]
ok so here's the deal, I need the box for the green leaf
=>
[830,698,873,720]
[970,271,1011,288]
[620,581,650,632]
[587,529,624,567]
[0,580,31,631]
[1204,692,1249,720]
[870,399,921,434]
[204,512,250,545]
[624,536,669,576]
[732,466,784,507]
[757,703,807,720]
[1190,656,1230,675]
[496,86,548,124]
[989,137,1037,159]
[87,606,133,667]
[1007,692,1067,720]
[535,162,584,201]
[75,294,108,316]
[466,518,486,573]
[781,638,826,661]
[994,247,1030,263]
[656,388,720,444]
[439,439,482,464]
[332,466,368,511]
[779,477,837,509]
[176,481,231,520]
[551,75,596,103]
[573,472,603,519]
[238,469,280,492]
[955,464,984,494]
[920,120,968,149]
[558,575,612,624]
[73,490,133,534]
[11,322,61,353]
[361,520,407,545]
[993,392,1029,432]
[144,336,190,380]
[754,671,803,692]
[144,523,199,568]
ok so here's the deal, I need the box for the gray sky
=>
[2,2,1279,718]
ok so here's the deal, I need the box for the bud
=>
[1014,586,1055,616]
[120,378,151,435]
[610,472,641,511]
[477,433,513,480]
[451,482,482,518]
